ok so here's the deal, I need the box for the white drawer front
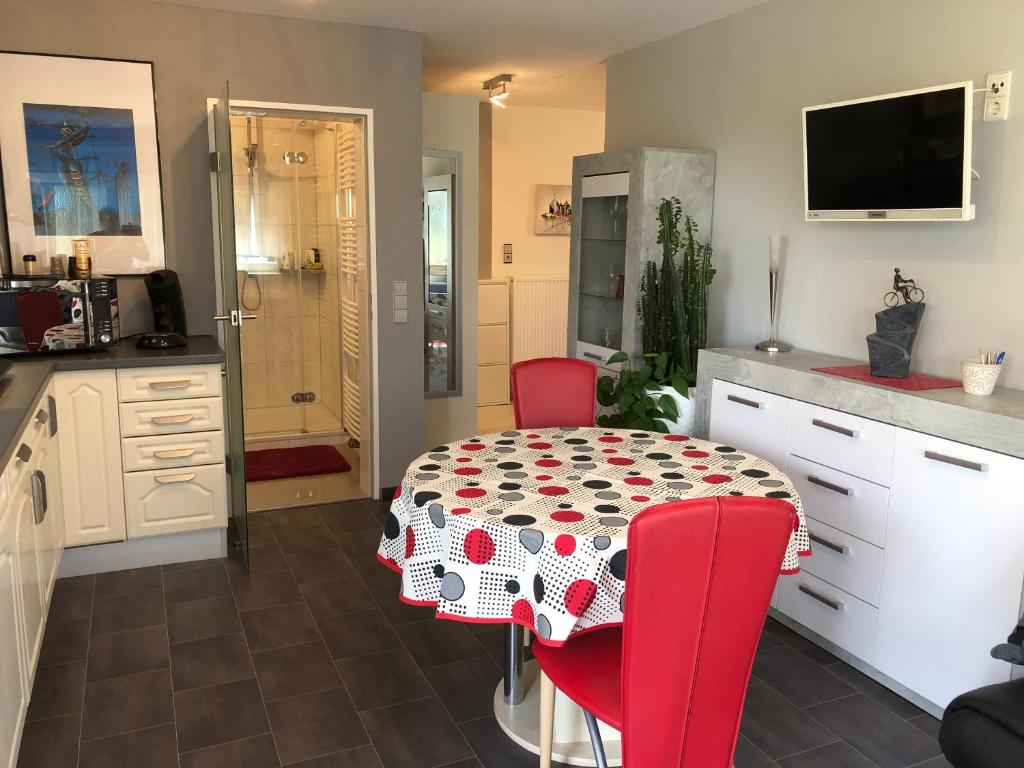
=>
[478,365,509,406]
[801,518,884,606]
[123,463,228,538]
[709,380,791,470]
[477,283,508,325]
[117,365,222,402]
[789,400,894,486]
[477,325,509,366]
[120,398,224,437]
[788,455,889,547]
[122,432,225,472]
[777,571,878,664]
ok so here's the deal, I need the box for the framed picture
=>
[534,184,572,236]
[0,52,165,275]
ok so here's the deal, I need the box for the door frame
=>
[205,98,381,498]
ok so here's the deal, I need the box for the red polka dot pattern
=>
[555,535,576,557]
[564,579,598,617]
[404,527,416,558]
[463,529,496,564]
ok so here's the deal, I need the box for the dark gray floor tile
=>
[247,515,278,547]
[740,682,837,760]
[231,570,303,611]
[274,524,338,554]
[90,588,165,636]
[286,547,357,584]
[911,758,953,768]
[301,576,377,618]
[162,557,225,572]
[763,619,840,667]
[805,694,942,768]
[458,714,559,768]
[79,723,178,768]
[86,624,170,682]
[422,655,503,723]
[318,609,402,659]
[47,584,94,623]
[54,573,95,592]
[759,629,785,651]
[319,503,382,534]
[164,564,231,604]
[753,645,855,708]
[267,687,370,764]
[351,556,402,590]
[179,733,281,768]
[287,746,383,767]
[81,668,174,740]
[26,660,86,721]
[167,594,242,644]
[825,662,924,719]
[170,633,255,691]
[94,565,164,598]
[908,713,942,740]
[252,640,341,701]
[174,678,271,752]
[372,585,436,626]
[361,697,472,768]
[335,529,385,559]
[734,733,779,768]
[38,619,91,666]
[437,761,482,768]
[396,620,488,669]
[778,741,876,767]
[270,506,325,529]
[15,711,80,768]
[226,543,289,576]
[240,601,321,652]
[336,648,432,711]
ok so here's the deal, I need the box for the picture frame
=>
[0,51,166,275]
[534,183,572,236]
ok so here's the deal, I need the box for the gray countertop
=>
[0,336,225,472]
[695,347,1024,460]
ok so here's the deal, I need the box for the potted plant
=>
[596,197,714,434]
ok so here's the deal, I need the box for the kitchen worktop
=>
[0,336,225,471]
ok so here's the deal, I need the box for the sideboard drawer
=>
[117,365,222,402]
[122,432,225,472]
[777,570,878,664]
[788,455,889,547]
[801,518,884,607]
[709,381,791,470]
[120,398,224,437]
[123,463,228,538]
[789,400,895,486]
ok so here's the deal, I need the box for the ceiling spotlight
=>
[484,74,514,108]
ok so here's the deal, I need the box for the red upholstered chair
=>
[510,357,597,429]
[533,496,798,768]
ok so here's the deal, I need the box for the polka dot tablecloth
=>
[376,427,808,646]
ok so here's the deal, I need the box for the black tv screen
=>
[805,85,969,216]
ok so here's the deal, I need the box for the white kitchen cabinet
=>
[789,400,895,487]
[54,371,126,546]
[777,570,879,664]
[876,429,1024,708]
[9,447,44,681]
[121,431,225,472]
[0,469,27,768]
[116,365,223,402]
[708,380,791,470]
[788,455,890,548]
[123,463,228,538]
[32,388,63,606]
[118,397,223,438]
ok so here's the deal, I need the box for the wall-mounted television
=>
[803,82,974,221]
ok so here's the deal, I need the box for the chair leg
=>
[583,710,609,768]
[539,671,555,768]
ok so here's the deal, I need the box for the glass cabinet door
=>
[577,172,629,354]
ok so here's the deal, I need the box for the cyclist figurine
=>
[884,268,925,307]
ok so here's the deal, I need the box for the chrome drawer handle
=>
[806,474,854,497]
[15,444,32,464]
[924,450,988,473]
[155,472,197,484]
[809,531,848,555]
[31,470,47,525]
[153,448,197,459]
[148,379,193,390]
[727,394,764,410]
[799,584,844,612]
[582,351,604,362]
[34,408,48,425]
[151,414,195,425]
[812,418,860,438]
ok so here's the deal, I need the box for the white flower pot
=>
[647,384,698,436]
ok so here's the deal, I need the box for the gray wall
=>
[605,0,1024,388]
[1,0,425,486]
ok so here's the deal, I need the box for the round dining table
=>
[376,426,807,765]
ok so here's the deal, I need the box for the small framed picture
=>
[0,51,166,275]
[534,184,572,236]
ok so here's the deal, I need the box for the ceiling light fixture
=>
[484,74,514,108]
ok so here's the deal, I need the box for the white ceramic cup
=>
[962,359,1001,396]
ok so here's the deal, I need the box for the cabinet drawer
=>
[801,518,884,606]
[709,381,791,470]
[788,455,889,547]
[777,571,878,664]
[789,400,894,486]
[478,325,509,366]
[120,398,224,437]
[123,463,228,538]
[478,365,509,406]
[478,283,509,325]
[117,365,222,402]
[122,432,225,472]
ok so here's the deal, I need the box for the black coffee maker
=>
[138,269,188,348]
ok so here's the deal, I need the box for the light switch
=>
[394,294,408,310]
[393,308,408,324]
[503,243,513,264]
[393,280,408,296]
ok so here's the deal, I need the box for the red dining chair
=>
[533,496,798,768]
[510,357,597,429]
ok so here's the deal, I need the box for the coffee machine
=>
[137,269,188,348]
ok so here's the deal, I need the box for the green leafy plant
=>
[596,351,685,432]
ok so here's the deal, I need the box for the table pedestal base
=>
[493,660,623,767]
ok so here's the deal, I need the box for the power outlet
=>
[984,71,1012,122]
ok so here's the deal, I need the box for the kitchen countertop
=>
[0,336,225,471]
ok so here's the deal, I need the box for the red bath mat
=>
[245,445,351,482]
[812,364,962,391]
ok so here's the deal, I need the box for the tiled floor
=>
[20,499,952,768]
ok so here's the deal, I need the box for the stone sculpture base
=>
[867,303,925,378]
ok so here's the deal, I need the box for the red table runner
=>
[812,364,961,392]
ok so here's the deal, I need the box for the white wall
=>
[490,105,605,280]
[423,93,480,447]
[605,0,1024,388]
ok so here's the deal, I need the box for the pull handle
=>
[809,531,848,555]
[807,474,854,497]
[153,447,198,459]
[581,351,604,362]
[34,408,49,425]
[151,414,195,425]
[924,450,988,473]
[15,444,32,464]
[727,394,764,410]
[148,379,193,390]
[47,394,58,437]
[812,418,860,439]
[31,470,47,525]
[799,584,844,612]
[155,472,197,484]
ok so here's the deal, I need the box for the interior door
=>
[210,82,250,571]
[423,172,455,393]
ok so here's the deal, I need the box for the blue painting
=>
[23,103,142,237]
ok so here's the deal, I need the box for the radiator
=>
[510,275,570,364]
